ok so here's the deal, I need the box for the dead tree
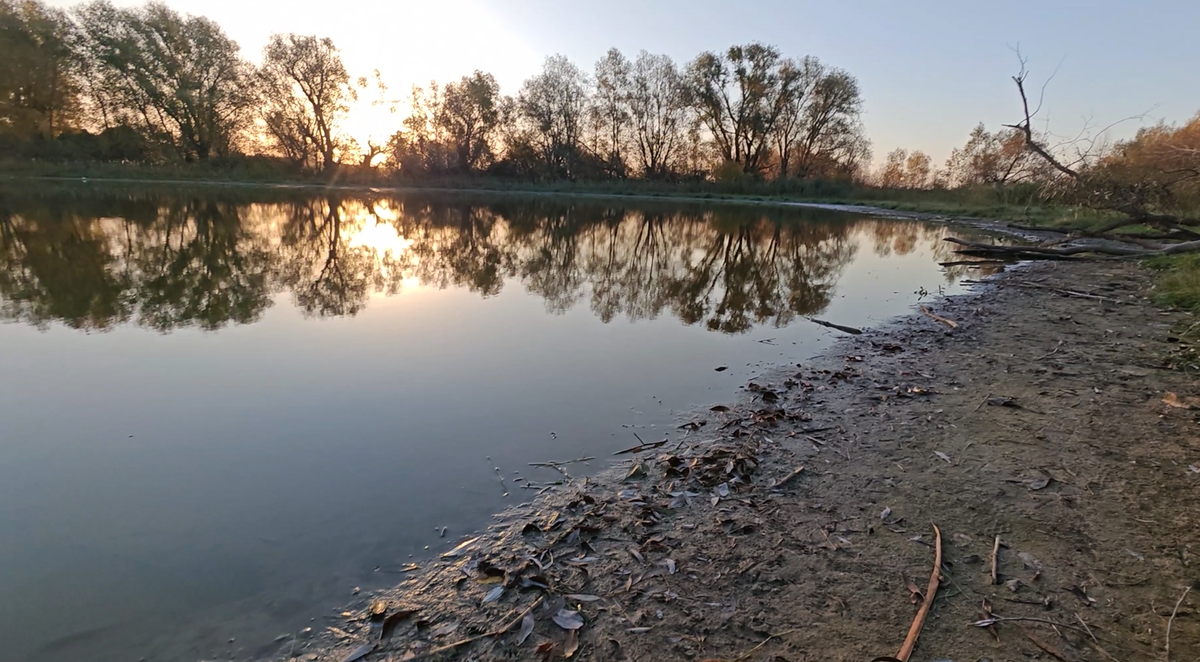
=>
[946,54,1200,259]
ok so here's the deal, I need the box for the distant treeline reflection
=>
[0,190,967,333]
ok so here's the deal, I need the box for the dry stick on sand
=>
[896,524,943,661]
[1166,585,1193,662]
[776,466,805,487]
[990,536,1001,585]
[919,306,958,329]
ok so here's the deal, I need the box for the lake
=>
[0,186,980,662]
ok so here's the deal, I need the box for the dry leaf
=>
[565,594,602,603]
[934,451,952,464]
[517,612,535,646]
[441,536,480,558]
[564,629,580,658]
[482,586,504,604]
[338,643,375,662]
[1163,391,1200,409]
[380,608,420,641]
[553,609,584,630]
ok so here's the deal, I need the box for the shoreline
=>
[0,173,1050,228]
[294,256,1200,661]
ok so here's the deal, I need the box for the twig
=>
[896,524,942,661]
[405,597,544,661]
[1018,624,1068,661]
[1074,612,1098,642]
[776,466,805,487]
[528,456,595,468]
[1166,585,1192,662]
[990,536,1001,585]
[729,628,799,662]
[1034,341,1064,361]
[919,306,958,330]
[971,616,1092,636]
[613,438,667,455]
[818,527,838,551]
[486,456,509,497]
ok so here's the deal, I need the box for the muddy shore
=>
[295,257,1199,662]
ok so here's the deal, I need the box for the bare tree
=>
[627,50,688,179]
[589,47,631,176]
[517,55,591,178]
[686,43,801,175]
[437,71,501,173]
[788,64,868,178]
[258,33,353,171]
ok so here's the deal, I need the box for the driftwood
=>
[809,318,864,335]
[939,259,1009,268]
[919,306,958,330]
[895,524,942,661]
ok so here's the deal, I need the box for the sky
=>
[47,0,1200,166]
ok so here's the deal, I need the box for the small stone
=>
[1005,579,1023,592]
[352,586,360,595]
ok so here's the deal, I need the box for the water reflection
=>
[0,189,970,333]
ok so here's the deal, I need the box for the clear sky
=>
[48,0,1200,165]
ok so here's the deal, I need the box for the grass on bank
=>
[1146,254,1200,313]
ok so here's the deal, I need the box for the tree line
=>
[7,0,1196,208]
[0,0,871,182]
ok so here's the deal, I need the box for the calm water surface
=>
[0,188,980,662]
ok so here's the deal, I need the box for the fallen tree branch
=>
[919,306,958,330]
[946,235,1200,258]
[895,524,942,661]
[939,259,1010,268]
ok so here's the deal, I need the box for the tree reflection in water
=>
[0,189,980,333]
